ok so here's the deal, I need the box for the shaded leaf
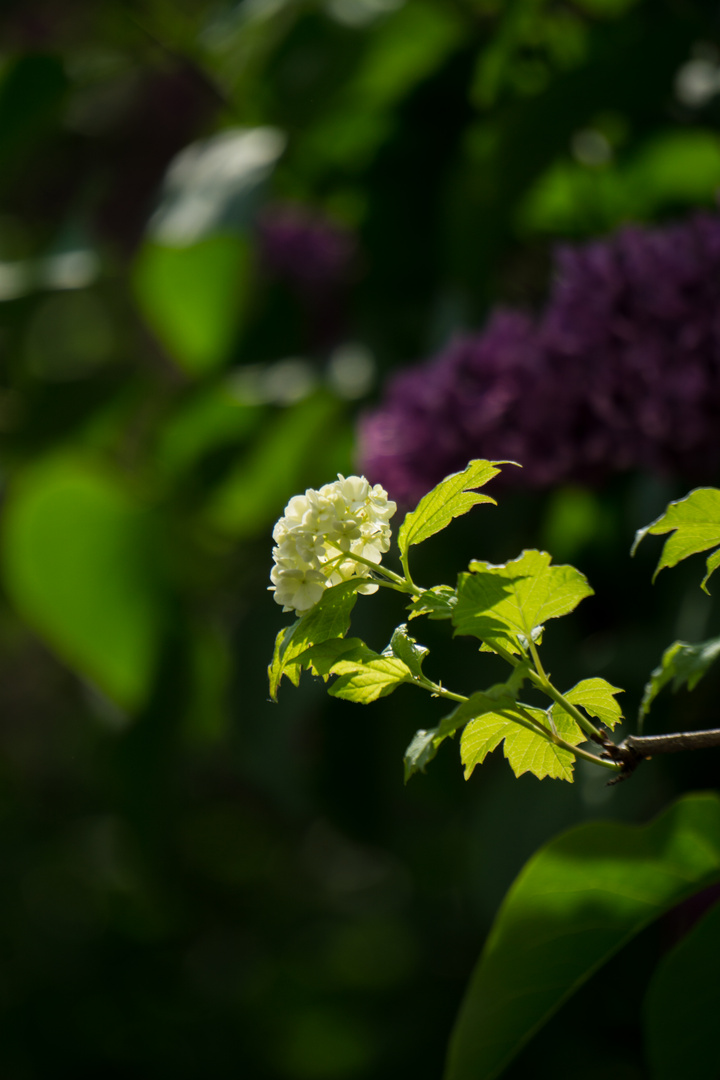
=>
[640,634,720,720]
[453,550,593,651]
[632,487,720,592]
[552,677,624,731]
[398,460,512,556]
[404,727,442,781]
[644,895,720,1080]
[384,624,428,677]
[408,585,457,620]
[445,794,720,1080]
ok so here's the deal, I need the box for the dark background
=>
[0,1,719,1076]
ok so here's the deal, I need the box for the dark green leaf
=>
[408,585,457,620]
[644,895,720,1080]
[404,727,443,781]
[640,634,720,720]
[444,793,720,1080]
[385,624,428,677]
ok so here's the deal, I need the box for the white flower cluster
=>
[270,475,397,615]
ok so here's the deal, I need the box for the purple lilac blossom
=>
[358,212,720,503]
[257,204,356,293]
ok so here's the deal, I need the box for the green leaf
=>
[328,644,413,704]
[644,894,720,1080]
[397,460,512,557]
[403,677,530,782]
[133,234,251,377]
[461,706,583,783]
[640,634,720,720]
[1,456,167,710]
[298,637,366,678]
[404,727,443,781]
[385,624,428,677]
[632,488,720,592]
[453,550,593,652]
[552,677,624,731]
[408,585,457,620]
[444,793,720,1080]
[268,581,361,700]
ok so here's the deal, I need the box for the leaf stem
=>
[486,639,607,745]
[527,636,548,682]
[511,704,621,772]
[527,670,605,742]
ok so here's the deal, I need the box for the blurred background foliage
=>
[1,0,720,1077]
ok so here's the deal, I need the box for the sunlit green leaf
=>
[644,895,720,1080]
[640,634,720,721]
[1,455,167,709]
[398,460,512,557]
[552,677,624,731]
[461,705,582,783]
[453,549,593,651]
[328,643,413,704]
[445,793,720,1080]
[632,488,720,592]
[403,677,529,782]
[268,581,361,700]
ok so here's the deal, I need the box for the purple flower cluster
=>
[358,212,720,503]
[257,204,356,294]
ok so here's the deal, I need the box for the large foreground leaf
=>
[640,634,720,720]
[644,893,720,1080]
[632,487,720,592]
[397,460,511,556]
[444,793,720,1080]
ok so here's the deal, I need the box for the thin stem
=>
[527,636,548,683]
[491,641,521,668]
[400,549,417,593]
[527,670,605,742]
[325,550,420,593]
[417,677,468,705]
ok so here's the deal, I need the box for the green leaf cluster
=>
[272,460,624,786]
